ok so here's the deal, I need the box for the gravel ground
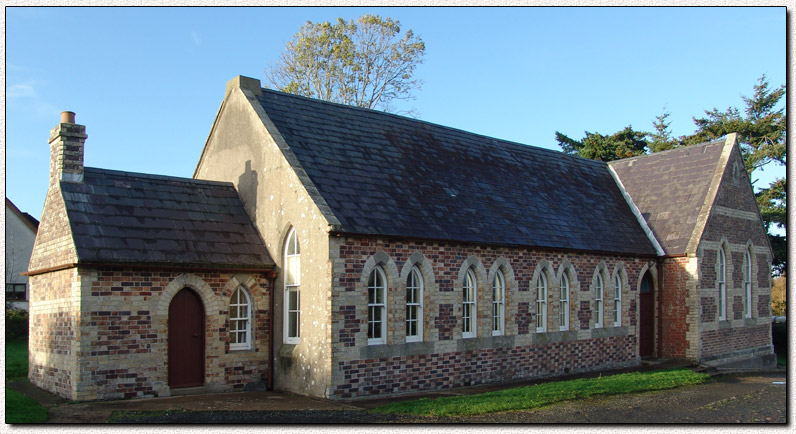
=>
[108,372,787,424]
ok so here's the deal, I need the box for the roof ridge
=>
[85,167,235,188]
[608,137,726,166]
[259,88,605,169]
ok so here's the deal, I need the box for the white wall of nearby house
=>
[6,201,38,310]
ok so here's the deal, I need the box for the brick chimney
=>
[49,111,86,184]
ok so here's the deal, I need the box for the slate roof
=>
[59,167,274,269]
[608,139,726,255]
[257,89,657,256]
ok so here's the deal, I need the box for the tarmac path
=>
[10,370,787,424]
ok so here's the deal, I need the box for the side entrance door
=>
[168,288,205,388]
[639,271,655,357]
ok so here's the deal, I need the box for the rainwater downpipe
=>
[265,270,278,390]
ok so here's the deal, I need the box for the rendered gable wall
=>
[194,80,335,397]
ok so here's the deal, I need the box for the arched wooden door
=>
[639,271,655,357]
[168,288,205,388]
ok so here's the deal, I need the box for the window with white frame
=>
[744,250,752,318]
[368,266,387,344]
[559,273,570,331]
[613,274,622,327]
[536,273,548,333]
[229,286,252,350]
[462,269,477,338]
[595,274,604,328]
[406,267,423,342]
[492,270,505,336]
[718,249,727,321]
[284,228,300,344]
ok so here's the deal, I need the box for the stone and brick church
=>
[26,76,775,401]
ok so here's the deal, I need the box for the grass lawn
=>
[6,339,29,379]
[373,368,711,417]
[6,389,48,423]
[5,338,49,423]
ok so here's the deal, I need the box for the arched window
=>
[559,273,570,331]
[744,250,752,319]
[595,274,604,328]
[368,266,387,345]
[229,286,252,350]
[462,269,477,338]
[536,273,547,333]
[718,248,727,321]
[406,267,423,342]
[284,228,300,344]
[492,270,505,336]
[613,274,622,327]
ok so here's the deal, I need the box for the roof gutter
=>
[23,261,275,277]
[606,164,667,257]
[328,230,660,258]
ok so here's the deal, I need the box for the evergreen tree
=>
[555,126,649,162]
[555,75,786,275]
[684,75,786,275]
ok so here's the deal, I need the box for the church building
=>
[26,76,774,401]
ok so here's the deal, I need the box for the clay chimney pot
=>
[61,111,75,124]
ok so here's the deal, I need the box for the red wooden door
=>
[168,288,205,388]
[639,272,655,357]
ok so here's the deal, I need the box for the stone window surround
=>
[556,261,579,331]
[283,227,301,344]
[405,266,424,343]
[743,244,753,319]
[367,266,388,345]
[398,251,436,343]
[491,269,506,336]
[611,262,628,328]
[229,285,252,351]
[591,262,609,329]
[530,260,554,333]
[356,251,647,346]
[717,241,728,321]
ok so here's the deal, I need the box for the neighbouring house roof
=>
[6,198,40,233]
[608,139,727,256]
[59,167,274,269]
[256,89,657,256]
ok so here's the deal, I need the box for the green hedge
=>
[6,308,28,341]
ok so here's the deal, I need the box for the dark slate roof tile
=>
[60,167,274,268]
[609,139,725,255]
[258,89,655,255]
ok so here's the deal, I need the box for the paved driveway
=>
[10,370,786,423]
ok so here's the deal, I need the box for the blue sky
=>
[6,6,786,219]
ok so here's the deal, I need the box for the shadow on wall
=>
[238,160,258,224]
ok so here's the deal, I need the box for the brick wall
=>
[335,335,636,398]
[660,258,691,358]
[30,267,271,401]
[696,145,773,364]
[28,268,81,398]
[329,236,649,398]
[701,324,771,359]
